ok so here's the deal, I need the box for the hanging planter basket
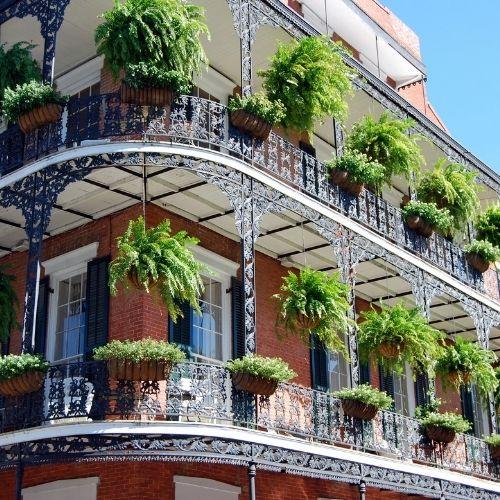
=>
[489,444,500,461]
[341,398,378,421]
[127,268,158,291]
[107,358,173,382]
[329,170,365,197]
[18,103,63,134]
[466,253,490,273]
[447,370,471,387]
[379,342,404,359]
[406,215,434,238]
[230,109,273,141]
[424,424,456,444]
[231,372,279,397]
[120,82,176,108]
[295,313,320,332]
[0,370,45,397]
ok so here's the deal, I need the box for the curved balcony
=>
[0,360,496,480]
[0,93,497,296]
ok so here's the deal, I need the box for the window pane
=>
[58,279,69,306]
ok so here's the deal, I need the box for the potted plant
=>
[95,0,209,107]
[417,159,480,234]
[108,216,204,323]
[435,336,497,399]
[325,149,385,196]
[228,92,286,141]
[475,204,500,247]
[0,41,41,114]
[226,355,296,397]
[273,267,350,354]
[333,384,393,421]
[0,353,49,397]
[94,338,185,381]
[419,411,470,444]
[484,434,500,461]
[464,239,499,273]
[345,112,424,188]
[0,267,18,344]
[3,81,67,134]
[358,302,444,376]
[259,36,353,137]
[402,200,453,238]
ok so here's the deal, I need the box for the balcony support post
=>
[358,480,366,500]
[15,444,24,500]
[248,462,256,500]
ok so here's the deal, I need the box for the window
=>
[379,364,416,417]
[174,476,241,500]
[22,477,99,500]
[328,351,350,392]
[393,371,409,416]
[462,384,489,437]
[43,243,99,363]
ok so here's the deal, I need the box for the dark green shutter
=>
[359,362,370,385]
[231,276,245,359]
[34,276,50,355]
[379,365,395,409]
[460,385,475,434]
[415,372,430,408]
[169,302,193,353]
[310,333,329,391]
[85,256,110,357]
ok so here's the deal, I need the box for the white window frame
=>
[392,364,416,417]
[42,243,98,363]
[22,477,99,500]
[174,476,241,500]
[192,66,235,105]
[190,246,239,364]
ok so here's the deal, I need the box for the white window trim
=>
[190,246,239,363]
[174,475,241,495]
[55,57,103,97]
[192,66,235,105]
[42,243,99,363]
[22,477,99,499]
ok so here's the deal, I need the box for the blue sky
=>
[381,0,500,172]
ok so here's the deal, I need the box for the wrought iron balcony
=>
[0,360,496,480]
[0,93,497,296]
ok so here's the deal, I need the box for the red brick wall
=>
[0,460,425,499]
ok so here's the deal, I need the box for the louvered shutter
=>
[379,365,395,409]
[460,385,475,434]
[34,276,50,355]
[231,276,245,359]
[1,335,10,355]
[310,333,329,391]
[359,361,370,385]
[168,302,193,353]
[415,372,430,408]
[85,257,110,357]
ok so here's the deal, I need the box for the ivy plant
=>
[2,81,67,123]
[226,355,296,382]
[475,204,500,247]
[259,36,353,135]
[436,336,497,400]
[228,92,286,126]
[402,200,453,234]
[0,354,48,382]
[464,239,500,264]
[333,384,393,410]
[419,411,471,434]
[417,158,481,232]
[0,42,41,106]
[95,0,209,89]
[358,302,444,375]
[94,338,186,363]
[325,149,386,193]
[108,216,205,322]
[0,267,17,343]
[273,267,351,354]
[345,112,424,187]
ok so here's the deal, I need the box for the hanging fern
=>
[273,267,351,354]
[108,217,205,322]
[417,158,481,232]
[0,267,18,343]
[475,204,500,247]
[95,0,209,83]
[345,112,424,187]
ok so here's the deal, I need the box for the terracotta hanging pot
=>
[231,372,279,397]
[230,109,272,141]
[379,341,404,359]
[127,268,158,291]
[425,424,456,444]
[447,370,471,387]
[107,358,172,381]
[406,215,434,238]
[329,170,365,197]
[341,398,378,421]
[18,103,63,134]
[295,312,320,332]
[120,82,176,108]
[0,370,45,397]
[466,253,490,273]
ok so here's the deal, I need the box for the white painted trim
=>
[174,476,241,494]
[42,242,99,275]
[56,57,103,96]
[192,245,239,279]
[0,421,498,493]
[2,142,499,313]
[22,477,99,499]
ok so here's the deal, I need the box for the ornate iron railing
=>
[0,360,496,479]
[0,93,497,296]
